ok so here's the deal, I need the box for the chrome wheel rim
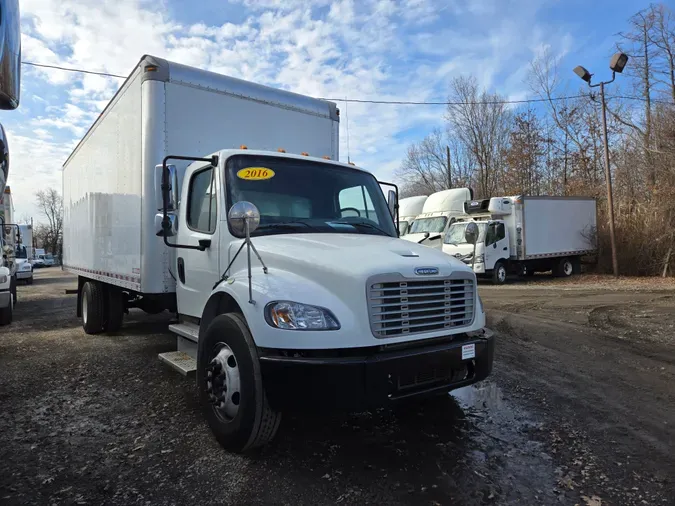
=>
[564,261,573,276]
[206,343,241,421]
[498,266,506,283]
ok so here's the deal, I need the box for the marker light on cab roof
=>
[277,148,286,153]
[240,145,248,149]
[301,152,309,156]
[322,155,330,160]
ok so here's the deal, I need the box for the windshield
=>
[15,246,27,258]
[399,220,410,235]
[226,155,397,238]
[409,216,447,234]
[444,222,487,245]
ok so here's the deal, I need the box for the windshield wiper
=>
[331,220,391,236]
[255,221,318,233]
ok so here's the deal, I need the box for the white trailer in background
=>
[398,195,427,235]
[63,55,495,453]
[443,195,597,284]
[401,188,473,248]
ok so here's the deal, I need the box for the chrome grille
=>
[368,277,474,337]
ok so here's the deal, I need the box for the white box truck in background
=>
[398,195,427,235]
[443,196,597,284]
[401,188,473,248]
[63,55,495,453]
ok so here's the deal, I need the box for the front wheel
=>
[198,313,281,453]
[492,261,507,285]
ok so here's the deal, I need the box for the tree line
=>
[396,3,675,276]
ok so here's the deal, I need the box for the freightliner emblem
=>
[414,267,439,276]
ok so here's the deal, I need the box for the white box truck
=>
[401,188,472,248]
[443,195,597,284]
[398,195,427,235]
[63,55,494,453]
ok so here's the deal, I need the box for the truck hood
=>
[240,233,471,279]
[401,232,444,250]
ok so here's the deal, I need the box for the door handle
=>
[177,257,186,284]
[503,246,507,251]
[198,239,211,250]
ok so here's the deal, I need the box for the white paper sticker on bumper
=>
[462,343,476,360]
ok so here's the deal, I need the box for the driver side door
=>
[484,221,508,270]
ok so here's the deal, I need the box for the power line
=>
[22,61,126,79]
[21,60,674,106]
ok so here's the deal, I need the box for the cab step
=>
[159,322,200,376]
[158,351,197,376]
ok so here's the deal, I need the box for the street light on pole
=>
[573,52,628,278]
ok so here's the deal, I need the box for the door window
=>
[187,167,217,233]
[338,185,379,223]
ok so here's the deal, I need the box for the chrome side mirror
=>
[387,189,397,219]
[228,201,261,238]
[155,163,179,212]
[465,222,479,245]
[155,213,177,237]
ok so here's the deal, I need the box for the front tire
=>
[492,261,507,285]
[198,313,281,453]
[81,281,105,334]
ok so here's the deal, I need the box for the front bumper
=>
[16,271,32,280]
[259,328,495,412]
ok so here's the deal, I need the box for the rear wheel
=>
[81,281,105,334]
[198,313,281,453]
[555,257,574,278]
[0,296,13,325]
[492,261,507,285]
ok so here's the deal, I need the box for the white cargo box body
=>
[509,196,597,260]
[63,55,339,294]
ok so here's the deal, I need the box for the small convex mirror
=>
[465,222,479,245]
[228,201,261,238]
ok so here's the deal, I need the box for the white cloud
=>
[9,0,575,221]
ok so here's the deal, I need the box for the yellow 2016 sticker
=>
[237,167,275,180]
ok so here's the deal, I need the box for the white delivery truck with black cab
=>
[443,195,597,284]
[63,55,495,453]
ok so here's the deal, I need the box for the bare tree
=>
[396,129,452,197]
[445,76,512,198]
[35,188,63,257]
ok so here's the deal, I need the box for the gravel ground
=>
[0,269,673,505]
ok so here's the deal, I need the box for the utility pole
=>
[599,82,619,278]
[573,52,628,278]
[446,145,452,189]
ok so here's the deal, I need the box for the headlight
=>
[475,253,485,263]
[21,264,32,271]
[265,301,340,330]
[0,275,7,284]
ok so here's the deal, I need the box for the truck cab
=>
[401,188,472,248]
[397,195,427,236]
[443,219,510,283]
[153,149,495,451]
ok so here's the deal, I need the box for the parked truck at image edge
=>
[0,0,22,325]
[401,188,473,248]
[397,195,427,236]
[63,56,495,452]
[442,196,597,285]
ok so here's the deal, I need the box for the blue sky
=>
[0,0,648,221]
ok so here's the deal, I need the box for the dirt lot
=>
[1,269,674,505]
